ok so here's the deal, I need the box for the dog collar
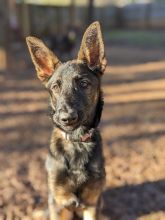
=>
[61,128,95,142]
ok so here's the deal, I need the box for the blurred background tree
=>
[0,0,9,70]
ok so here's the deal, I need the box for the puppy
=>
[26,21,107,220]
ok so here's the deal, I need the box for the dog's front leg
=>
[83,206,96,220]
[48,173,79,208]
[54,185,79,209]
[48,192,61,220]
[81,177,105,220]
[48,192,74,220]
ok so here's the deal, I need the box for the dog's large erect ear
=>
[26,36,61,83]
[77,21,107,74]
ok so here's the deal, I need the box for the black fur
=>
[26,21,107,219]
[45,61,105,210]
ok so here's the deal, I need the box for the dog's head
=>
[26,22,107,132]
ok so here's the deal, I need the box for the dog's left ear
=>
[78,21,107,74]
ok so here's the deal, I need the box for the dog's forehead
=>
[50,61,90,81]
[58,61,81,77]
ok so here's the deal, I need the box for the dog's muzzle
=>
[59,110,78,126]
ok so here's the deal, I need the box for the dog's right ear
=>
[26,36,61,83]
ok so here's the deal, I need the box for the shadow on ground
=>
[101,179,165,220]
[0,44,165,219]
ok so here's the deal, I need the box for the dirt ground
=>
[0,42,165,220]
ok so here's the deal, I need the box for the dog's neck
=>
[60,127,95,142]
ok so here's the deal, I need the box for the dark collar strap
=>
[62,128,95,143]
[80,128,94,142]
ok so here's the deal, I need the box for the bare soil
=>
[0,43,165,220]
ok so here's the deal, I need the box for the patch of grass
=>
[105,30,165,47]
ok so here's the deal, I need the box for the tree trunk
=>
[87,0,94,25]
[21,0,30,37]
[0,0,10,70]
[70,0,75,26]
[145,3,152,29]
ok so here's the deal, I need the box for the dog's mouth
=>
[53,116,80,132]
[59,122,80,132]
[63,124,79,132]
[61,120,80,130]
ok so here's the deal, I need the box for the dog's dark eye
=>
[79,80,89,89]
[51,83,60,93]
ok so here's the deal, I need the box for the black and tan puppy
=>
[26,21,107,220]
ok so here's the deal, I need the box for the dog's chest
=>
[64,142,94,185]
[47,140,96,187]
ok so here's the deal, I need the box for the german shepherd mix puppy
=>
[26,21,107,220]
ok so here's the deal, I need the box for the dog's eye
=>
[52,83,60,92]
[79,80,89,89]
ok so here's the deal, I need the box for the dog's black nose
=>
[60,111,78,125]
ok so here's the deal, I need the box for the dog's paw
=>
[62,196,80,209]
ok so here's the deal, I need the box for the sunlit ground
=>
[102,57,165,219]
[0,42,165,219]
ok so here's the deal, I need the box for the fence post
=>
[145,3,152,29]
[87,0,94,24]
[20,0,31,37]
[0,0,10,70]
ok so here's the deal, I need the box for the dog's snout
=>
[60,111,78,125]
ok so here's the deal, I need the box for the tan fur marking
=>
[80,179,105,206]
[48,169,78,209]
[60,209,73,220]
[83,207,96,220]
[54,187,78,207]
